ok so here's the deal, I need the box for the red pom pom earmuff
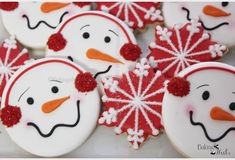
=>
[0,2,19,11]
[0,105,21,128]
[167,77,190,97]
[75,72,97,92]
[120,43,141,61]
[47,33,67,52]
[72,2,91,7]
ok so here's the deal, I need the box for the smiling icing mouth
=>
[94,65,112,79]
[22,11,69,30]
[189,111,235,142]
[27,100,80,138]
[181,7,229,31]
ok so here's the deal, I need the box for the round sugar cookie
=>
[0,58,100,157]
[46,11,141,83]
[0,2,91,49]
[163,62,235,157]
[163,2,235,47]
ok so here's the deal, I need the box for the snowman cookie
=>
[0,58,100,157]
[0,2,91,49]
[163,2,235,47]
[0,36,29,102]
[99,58,165,149]
[95,2,163,30]
[46,11,141,83]
[163,62,235,157]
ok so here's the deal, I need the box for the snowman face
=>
[46,11,137,81]
[163,62,235,157]
[1,58,100,157]
[1,2,90,49]
[163,2,235,47]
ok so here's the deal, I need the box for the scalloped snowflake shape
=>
[99,58,165,149]
[148,19,228,78]
[0,36,29,101]
[96,2,163,30]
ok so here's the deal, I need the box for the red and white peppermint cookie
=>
[99,58,165,149]
[96,2,163,30]
[148,19,228,78]
[0,36,29,102]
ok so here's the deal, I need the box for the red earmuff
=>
[167,77,190,97]
[75,72,97,92]
[0,105,21,128]
[72,2,91,7]
[120,43,141,61]
[0,2,19,11]
[47,33,67,52]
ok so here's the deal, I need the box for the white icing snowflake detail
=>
[149,19,227,77]
[99,58,165,149]
[0,35,29,101]
[0,36,28,83]
[99,2,163,29]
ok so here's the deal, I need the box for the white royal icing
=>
[163,62,235,157]
[163,2,235,47]
[1,58,100,157]
[1,2,90,49]
[46,11,138,84]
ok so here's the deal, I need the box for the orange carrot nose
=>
[203,5,231,17]
[41,2,70,13]
[86,48,124,64]
[42,96,70,114]
[210,107,235,121]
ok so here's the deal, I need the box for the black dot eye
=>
[82,32,90,39]
[27,97,34,105]
[51,86,59,94]
[67,56,73,62]
[202,91,210,100]
[104,36,111,43]
[229,103,235,111]
[222,2,229,7]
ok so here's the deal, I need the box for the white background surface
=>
[0,4,235,158]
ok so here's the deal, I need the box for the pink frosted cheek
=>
[179,3,188,11]
[71,91,83,101]
[19,11,26,20]
[226,17,235,28]
[184,103,196,117]
[66,6,76,16]
[24,119,31,127]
